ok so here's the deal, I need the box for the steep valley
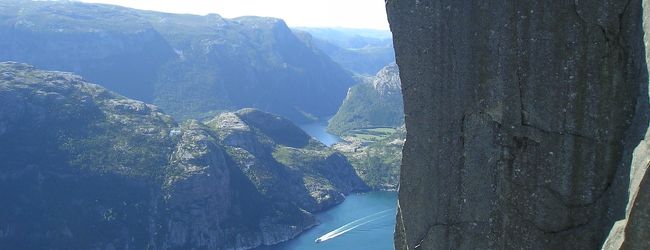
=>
[294,27,395,76]
[0,0,354,122]
[0,62,367,249]
[5,0,649,249]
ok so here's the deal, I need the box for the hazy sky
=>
[77,0,390,30]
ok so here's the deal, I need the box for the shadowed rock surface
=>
[387,0,649,249]
[603,0,650,249]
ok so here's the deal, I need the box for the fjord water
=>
[298,120,341,146]
[259,191,397,250]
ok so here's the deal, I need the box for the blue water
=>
[258,191,397,250]
[298,120,341,146]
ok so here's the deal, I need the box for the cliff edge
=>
[387,0,650,249]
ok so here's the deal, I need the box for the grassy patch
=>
[345,127,397,142]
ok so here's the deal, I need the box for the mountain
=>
[328,63,404,135]
[0,0,354,122]
[295,27,395,75]
[295,28,393,42]
[322,63,404,190]
[206,109,368,212]
[0,62,366,249]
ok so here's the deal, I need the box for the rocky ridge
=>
[0,0,354,122]
[0,62,365,249]
[207,109,369,212]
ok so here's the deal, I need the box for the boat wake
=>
[315,209,393,243]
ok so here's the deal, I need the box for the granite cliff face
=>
[0,62,364,249]
[387,0,649,249]
[603,1,650,248]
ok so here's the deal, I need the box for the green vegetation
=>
[328,83,403,135]
[0,63,367,249]
[324,63,404,190]
[272,146,328,171]
[345,127,397,141]
[333,126,405,190]
[327,63,403,135]
[61,104,175,178]
[206,108,367,211]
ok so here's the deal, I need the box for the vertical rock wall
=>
[387,0,649,249]
[603,0,650,249]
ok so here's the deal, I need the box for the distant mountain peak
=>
[328,62,404,134]
[372,62,401,97]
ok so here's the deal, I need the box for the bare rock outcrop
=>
[387,0,649,249]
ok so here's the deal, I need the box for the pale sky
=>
[77,0,390,30]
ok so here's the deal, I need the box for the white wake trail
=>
[318,209,391,239]
[318,214,391,241]
[316,209,393,242]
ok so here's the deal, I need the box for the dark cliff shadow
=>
[608,2,650,240]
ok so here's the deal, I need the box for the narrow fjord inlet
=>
[282,121,398,249]
[258,192,397,250]
[0,1,402,249]
[298,119,341,147]
[4,0,649,249]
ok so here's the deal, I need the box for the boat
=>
[315,238,323,243]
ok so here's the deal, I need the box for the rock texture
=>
[603,129,650,249]
[0,62,364,249]
[387,0,649,249]
[603,0,650,248]
[372,63,402,97]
